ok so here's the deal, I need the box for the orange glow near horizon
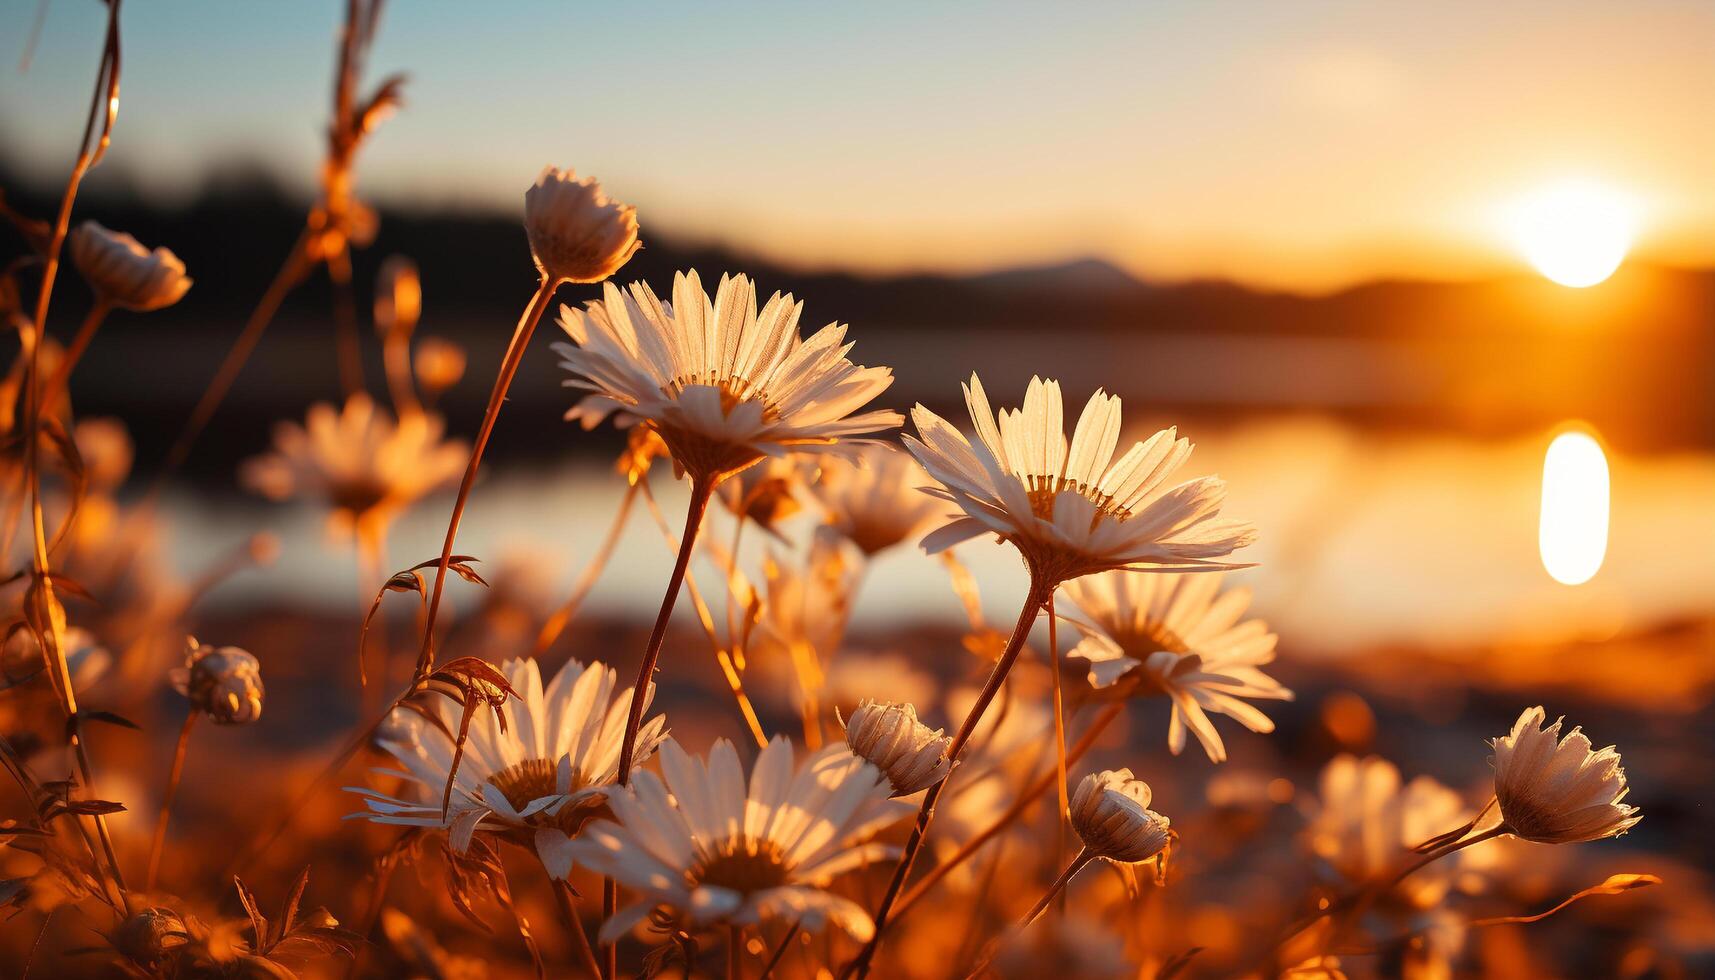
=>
[1540,428,1611,585]
[1505,179,1639,287]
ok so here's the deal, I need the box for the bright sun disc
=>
[1507,179,1636,288]
[1539,429,1610,585]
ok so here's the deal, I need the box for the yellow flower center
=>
[486,758,560,812]
[685,838,792,895]
[1023,475,1132,526]
[662,375,781,422]
[484,759,607,836]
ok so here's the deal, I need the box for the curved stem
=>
[143,707,197,892]
[603,477,714,977]
[149,229,316,497]
[532,479,641,657]
[895,702,1121,918]
[1018,848,1094,931]
[842,573,1052,979]
[552,879,604,980]
[414,275,560,678]
[965,850,1094,979]
[41,300,110,405]
[616,478,714,785]
[18,0,129,916]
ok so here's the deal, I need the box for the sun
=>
[1505,179,1637,288]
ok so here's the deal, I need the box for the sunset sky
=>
[6,1,1713,292]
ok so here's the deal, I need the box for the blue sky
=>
[6,1,1713,289]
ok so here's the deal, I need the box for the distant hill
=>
[3,162,1712,472]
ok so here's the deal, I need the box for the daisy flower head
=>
[903,374,1255,585]
[1490,706,1641,844]
[807,442,954,557]
[570,737,910,943]
[552,270,902,486]
[1062,570,1291,763]
[349,657,668,878]
[240,395,468,539]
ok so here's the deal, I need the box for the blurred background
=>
[3,1,1712,976]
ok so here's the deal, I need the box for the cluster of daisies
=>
[43,168,1643,977]
[330,169,1645,973]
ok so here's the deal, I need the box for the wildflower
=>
[349,658,668,879]
[1062,570,1291,763]
[413,337,466,400]
[570,737,909,942]
[808,443,952,556]
[74,417,134,492]
[239,395,467,539]
[552,270,902,486]
[844,700,952,796]
[524,167,640,284]
[1490,705,1641,844]
[1069,768,1171,863]
[718,454,808,535]
[904,374,1254,582]
[67,221,192,312]
[1305,755,1482,908]
[170,639,264,724]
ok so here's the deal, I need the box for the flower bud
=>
[523,167,640,284]
[414,336,466,400]
[173,639,264,724]
[374,255,421,339]
[68,221,192,312]
[844,700,951,796]
[1070,768,1171,863]
[1490,705,1641,844]
[112,906,189,965]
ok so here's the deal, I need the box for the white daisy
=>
[903,374,1255,584]
[1304,755,1479,908]
[552,270,902,486]
[807,442,954,557]
[1490,706,1641,844]
[348,657,667,879]
[569,737,909,943]
[240,395,467,538]
[1062,570,1291,763]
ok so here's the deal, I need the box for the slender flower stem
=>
[143,707,197,892]
[965,849,1095,979]
[326,243,366,399]
[728,924,743,980]
[19,0,128,916]
[344,831,411,980]
[551,879,605,980]
[895,702,1122,918]
[149,228,316,497]
[1286,824,1509,969]
[639,480,768,748]
[842,574,1052,980]
[414,275,560,678]
[1018,848,1095,931]
[616,477,715,786]
[600,476,716,977]
[41,300,110,404]
[532,479,641,657]
[758,923,800,979]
